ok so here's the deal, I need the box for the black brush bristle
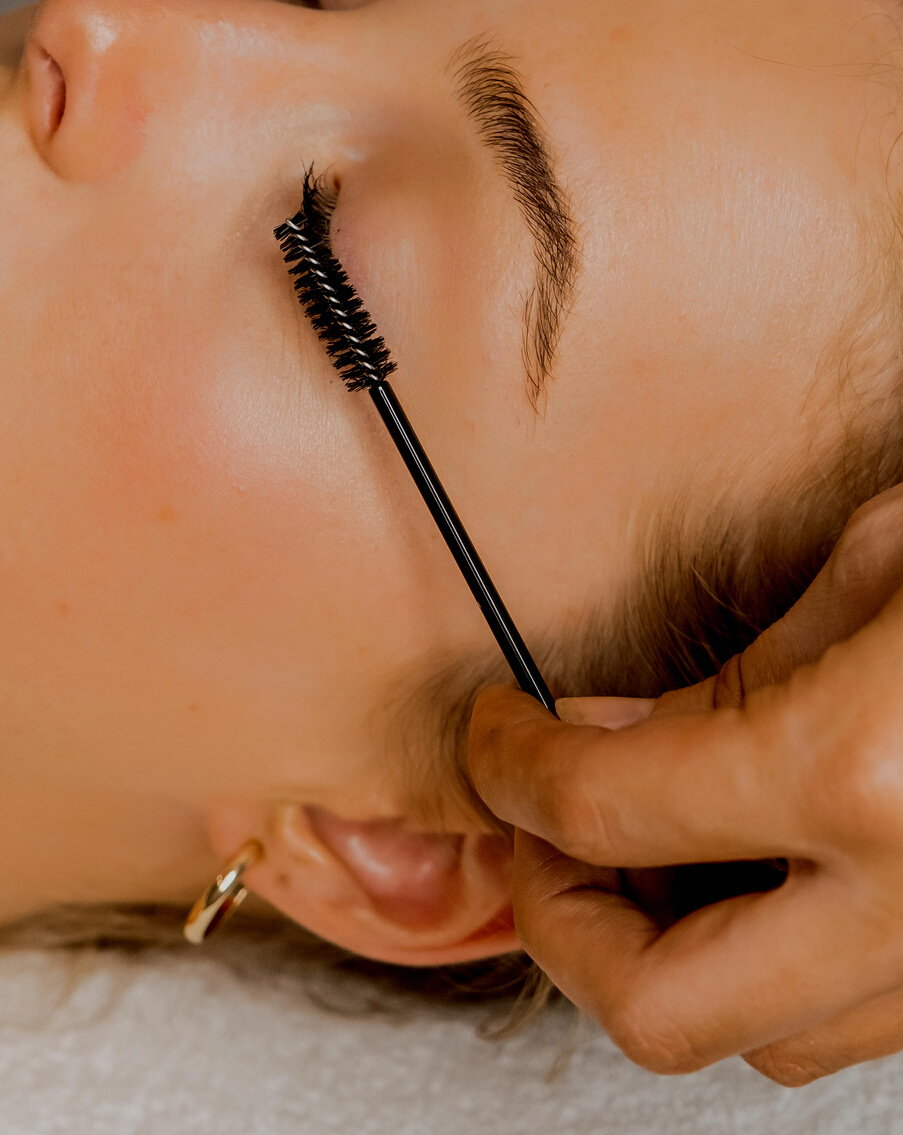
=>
[275,169,397,391]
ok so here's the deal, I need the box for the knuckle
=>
[746,1046,836,1088]
[545,791,618,865]
[606,981,710,1076]
[528,736,616,862]
[829,494,903,595]
[809,729,903,846]
[778,670,903,847]
[534,784,597,862]
[834,503,884,576]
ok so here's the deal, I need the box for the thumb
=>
[559,482,903,726]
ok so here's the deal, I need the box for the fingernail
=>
[555,697,656,730]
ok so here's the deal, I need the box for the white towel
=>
[0,947,899,1135]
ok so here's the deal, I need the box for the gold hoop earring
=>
[184,839,264,944]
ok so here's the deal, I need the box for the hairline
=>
[387,408,903,830]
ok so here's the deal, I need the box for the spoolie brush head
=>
[275,169,397,392]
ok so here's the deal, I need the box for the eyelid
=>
[290,1,374,12]
[307,1,376,9]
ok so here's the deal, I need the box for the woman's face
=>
[0,0,896,962]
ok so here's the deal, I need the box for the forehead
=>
[394,1,903,825]
[515,0,886,204]
[504,0,889,387]
[518,0,897,208]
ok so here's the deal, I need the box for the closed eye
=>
[287,1,377,10]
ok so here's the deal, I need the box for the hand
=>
[468,484,903,1085]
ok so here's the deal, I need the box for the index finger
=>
[467,685,800,867]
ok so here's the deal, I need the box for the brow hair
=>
[405,24,903,825]
[449,37,579,405]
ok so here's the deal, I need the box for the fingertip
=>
[467,686,557,798]
[556,697,656,729]
[471,685,556,730]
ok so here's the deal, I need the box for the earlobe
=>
[206,797,519,966]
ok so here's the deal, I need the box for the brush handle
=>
[368,381,556,714]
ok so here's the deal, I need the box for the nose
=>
[23,0,367,184]
[25,0,158,181]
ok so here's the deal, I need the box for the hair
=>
[6,4,903,1040]
[449,35,579,404]
[0,901,558,1038]
[10,411,903,1037]
[7,202,903,1045]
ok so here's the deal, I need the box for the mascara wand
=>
[276,175,555,714]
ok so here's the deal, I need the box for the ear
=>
[206,798,519,966]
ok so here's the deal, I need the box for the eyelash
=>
[298,166,339,237]
[277,165,398,388]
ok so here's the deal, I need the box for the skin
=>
[469,484,903,1083]
[0,0,901,1077]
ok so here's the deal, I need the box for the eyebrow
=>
[448,38,580,406]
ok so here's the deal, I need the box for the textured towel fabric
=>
[0,947,899,1135]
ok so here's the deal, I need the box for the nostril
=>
[23,12,145,182]
[29,44,67,141]
[39,48,66,136]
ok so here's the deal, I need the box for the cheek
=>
[0,206,442,781]
[73,273,400,684]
